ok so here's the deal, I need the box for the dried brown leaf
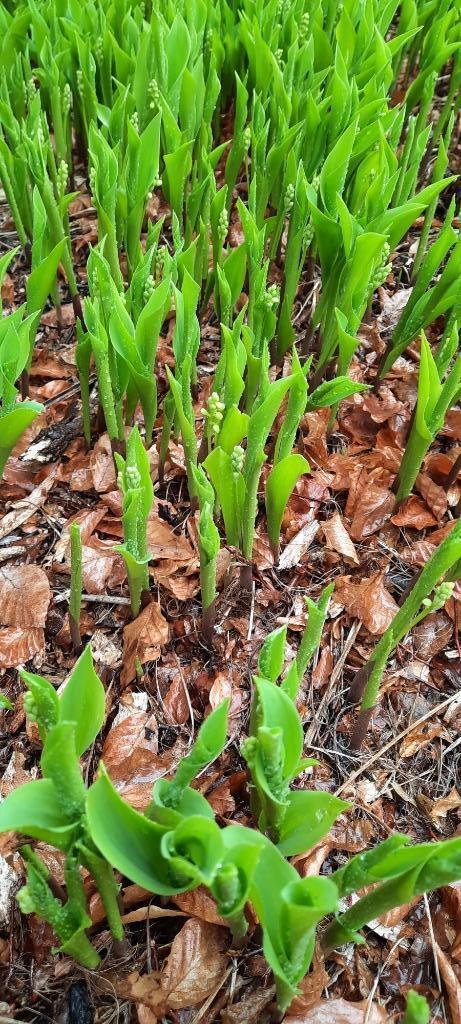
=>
[278,519,319,570]
[334,571,398,634]
[416,473,447,521]
[221,986,275,1024]
[90,434,116,492]
[0,564,50,627]
[287,952,328,1016]
[287,997,387,1023]
[0,471,57,540]
[437,944,461,1023]
[0,626,45,668]
[349,482,395,540]
[172,887,225,926]
[102,712,159,786]
[161,919,228,1009]
[391,495,438,529]
[322,513,359,564]
[431,788,461,820]
[121,602,169,686]
[399,723,442,758]
[412,613,453,659]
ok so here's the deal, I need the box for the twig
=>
[54,590,132,605]
[335,690,461,797]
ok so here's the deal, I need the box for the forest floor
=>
[1,137,461,1024]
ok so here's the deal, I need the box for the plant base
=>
[348,663,373,704]
[69,612,82,655]
[350,706,375,750]
[239,562,253,590]
[202,598,217,644]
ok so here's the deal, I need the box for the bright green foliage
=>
[403,991,430,1024]
[394,333,461,502]
[380,205,461,377]
[351,521,461,745]
[243,611,348,850]
[114,425,153,617]
[0,250,44,476]
[3,623,461,1008]
[0,647,124,966]
[265,453,310,560]
[323,833,461,950]
[69,522,83,653]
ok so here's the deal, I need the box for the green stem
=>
[80,846,125,942]
[41,175,77,296]
[322,871,418,953]
[69,522,82,654]
[0,152,28,246]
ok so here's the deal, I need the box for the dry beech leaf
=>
[163,674,189,725]
[334,571,398,634]
[278,519,319,570]
[391,493,438,528]
[391,495,438,529]
[137,1008,157,1024]
[121,602,169,686]
[399,723,442,758]
[287,997,387,1023]
[0,626,45,668]
[349,483,395,540]
[311,647,333,689]
[287,953,328,1016]
[0,564,51,627]
[416,473,447,520]
[321,512,359,564]
[436,944,461,1023]
[0,471,57,540]
[147,515,196,564]
[431,788,461,820]
[412,612,453,659]
[221,986,276,1024]
[89,433,116,492]
[102,712,158,786]
[161,919,228,1009]
[172,887,225,926]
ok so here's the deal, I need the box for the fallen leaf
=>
[416,473,447,521]
[42,303,75,327]
[102,712,159,786]
[301,411,330,467]
[160,919,228,1009]
[431,788,461,820]
[278,520,319,570]
[391,495,438,529]
[322,513,359,564]
[0,470,57,540]
[287,953,328,1016]
[0,564,51,627]
[137,1008,157,1024]
[334,571,399,634]
[121,602,169,686]
[163,674,189,725]
[287,997,387,1023]
[147,515,197,564]
[378,286,411,331]
[412,613,453,659]
[311,648,333,689]
[90,434,117,492]
[0,626,45,668]
[399,723,442,758]
[172,888,225,926]
[221,988,275,1023]
[349,482,395,540]
[436,944,461,1023]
